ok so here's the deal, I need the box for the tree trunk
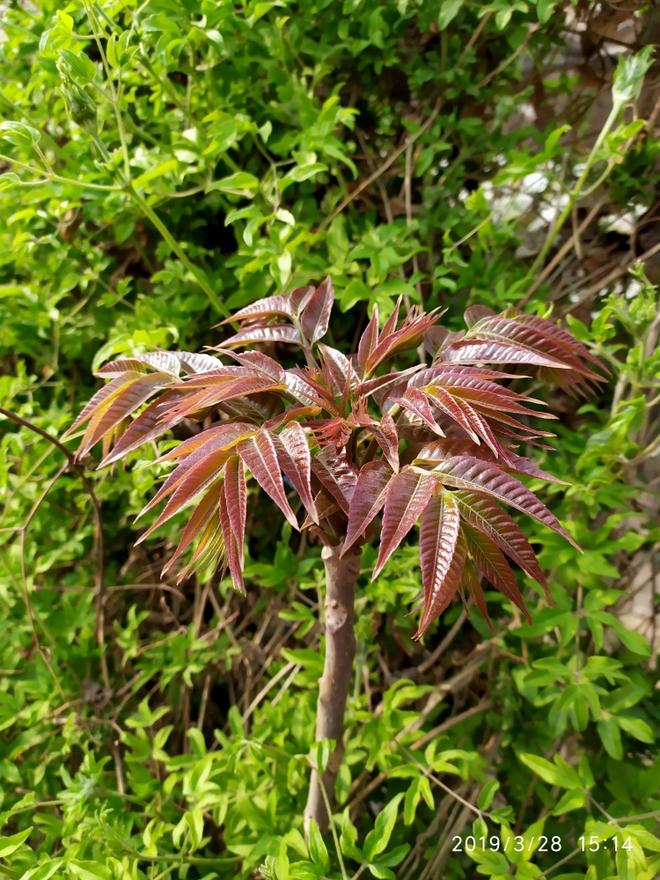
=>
[304,543,362,834]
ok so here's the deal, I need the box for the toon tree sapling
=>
[65,278,605,832]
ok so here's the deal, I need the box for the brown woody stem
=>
[305,543,362,834]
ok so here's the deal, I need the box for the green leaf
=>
[339,810,362,860]
[519,753,582,789]
[597,716,623,759]
[307,819,329,873]
[0,827,32,857]
[22,861,64,880]
[133,159,179,189]
[553,789,586,815]
[607,617,652,656]
[477,779,499,810]
[59,48,96,83]
[617,715,654,743]
[374,843,410,867]
[67,861,112,880]
[367,865,395,880]
[438,0,464,29]
[0,121,40,148]
[207,172,260,197]
[403,776,433,825]
[363,794,404,861]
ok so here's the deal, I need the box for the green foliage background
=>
[0,1,658,878]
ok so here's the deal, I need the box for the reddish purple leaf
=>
[425,385,481,444]
[221,350,286,382]
[318,344,358,396]
[415,527,466,638]
[221,295,294,323]
[176,512,225,584]
[100,391,188,466]
[77,372,170,458]
[290,285,315,313]
[312,448,358,515]
[220,479,245,592]
[162,480,224,576]
[454,489,549,592]
[433,455,578,549]
[65,373,132,437]
[223,455,247,566]
[357,305,380,373]
[391,386,445,436]
[373,467,435,578]
[344,459,393,553]
[222,324,301,348]
[369,412,399,472]
[274,422,318,523]
[463,524,531,622]
[137,445,229,542]
[419,491,461,607]
[300,277,334,344]
[236,430,298,528]
[442,339,570,370]
[166,375,285,419]
[461,557,491,626]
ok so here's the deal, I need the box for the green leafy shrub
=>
[0,1,657,879]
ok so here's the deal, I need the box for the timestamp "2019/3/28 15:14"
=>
[451,834,634,854]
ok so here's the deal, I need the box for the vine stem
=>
[525,101,623,282]
[125,183,226,316]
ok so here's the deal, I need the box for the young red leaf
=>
[433,455,578,549]
[441,339,570,370]
[369,412,400,473]
[453,489,549,594]
[177,351,227,374]
[136,444,229,542]
[99,392,190,466]
[156,422,255,464]
[463,524,530,621]
[236,430,298,528]
[300,277,334,344]
[222,350,286,382]
[312,447,358,515]
[461,556,492,627]
[220,478,245,593]
[176,512,225,584]
[390,386,445,436]
[162,480,224,576]
[77,372,170,459]
[274,422,318,524]
[65,373,133,438]
[223,455,247,566]
[357,304,380,373]
[165,374,285,420]
[221,324,301,348]
[365,308,441,374]
[418,490,461,605]
[424,385,481,444]
[220,295,294,324]
[318,344,358,396]
[373,467,435,579]
[469,314,606,380]
[344,459,393,553]
[290,284,315,313]
[415,527,466,638]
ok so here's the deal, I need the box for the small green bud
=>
[612,46,655,106]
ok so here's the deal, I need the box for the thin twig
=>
[320,99,443,230]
